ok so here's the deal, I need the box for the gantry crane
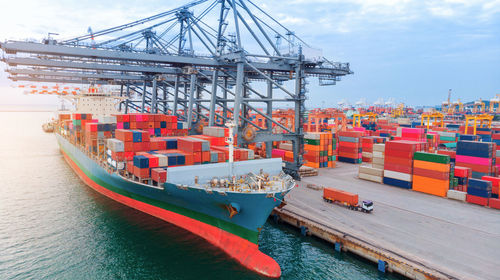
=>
[473,99,486,114]
[0,0,352,178]
[465,114,493,135]
[352,112,377,127]
[489,95,500,113]
[421,111,444,129]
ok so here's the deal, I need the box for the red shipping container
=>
[456,162,493,174]
[178,138,202,152]
[217,151,226,162]
[482,176,500,195]
[123,142,134,152]
[437,150,456,159]
[193,151,202,163]
[202,151,211,162]
[133,166,150,178]
[141,131,150,142]
[133,142,143,152]
[146,155,159,168]
[116,129,133,142]
[124,152,135,161]
[85,123,98,132]
[126,161,134,173]
[454,166,471,178]
[384,156,413,166]
[142,142,151,151]
[413,167,449,180]
[384,162,412,174]
[338,131,363,138]
[151,168,167,183]
[489,198,500,210]
[466,194,488,206]
[111,151,124,161]
[384,149,415,158]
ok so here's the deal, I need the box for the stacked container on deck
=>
[456,141,496,179]
[383,140,424,189]
[116,114,187,137]
[71,113,93,144]
[338,131,363,164]
[412,152,450,197]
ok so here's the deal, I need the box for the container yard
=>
[1,0,499,279]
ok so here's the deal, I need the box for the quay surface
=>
[273,163,500,280]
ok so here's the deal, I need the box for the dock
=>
[273,163,500,280]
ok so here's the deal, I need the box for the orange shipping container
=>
[323,187,358,206]
[412,175,449,197]
[413,160,450,172]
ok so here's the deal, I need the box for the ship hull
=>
[57,134,289,278]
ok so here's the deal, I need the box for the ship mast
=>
[225,121,235,182]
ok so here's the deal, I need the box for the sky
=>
[0,0,498,108]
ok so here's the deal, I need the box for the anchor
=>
[226,202,240,219]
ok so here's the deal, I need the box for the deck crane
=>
[0,0,352,179]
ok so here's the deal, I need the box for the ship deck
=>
[275,163,500,280]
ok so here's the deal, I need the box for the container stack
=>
[303,132,335,168]
[361,136,386,163]
[338,131,363,164]
[456,141,496,178]
[115,114,187,137]
[453,166,471,192]
[466,178,491,206]
[358,164,384,183]
[437,131,459,145]
[372,144,385,169]
[399,128,426,142]
[481,176,500,199]
[485,175,500,209]
[84,121,115,154]
[412,152,451,197]
[361,137,373,163]
[383,140,423,189]
[71,113,93,144]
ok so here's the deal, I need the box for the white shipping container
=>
[447,190,466,201]
[107,138,124,152]
[156,154,168,167]
[373,144,385,152]
[358,173,383,183]
[203,126,226,137]
[362,152,373,158]
[372,157,384,165]
[304,133,321,140]
[384,170,412,182]
[373,163,385,170]
[373,151,384,158]
[359,165,383,176]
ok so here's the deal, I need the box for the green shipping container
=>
[439,136,456,141]
[413,152,450,164]
[305,139,320,145]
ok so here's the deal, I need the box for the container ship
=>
[55,87,295,278]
